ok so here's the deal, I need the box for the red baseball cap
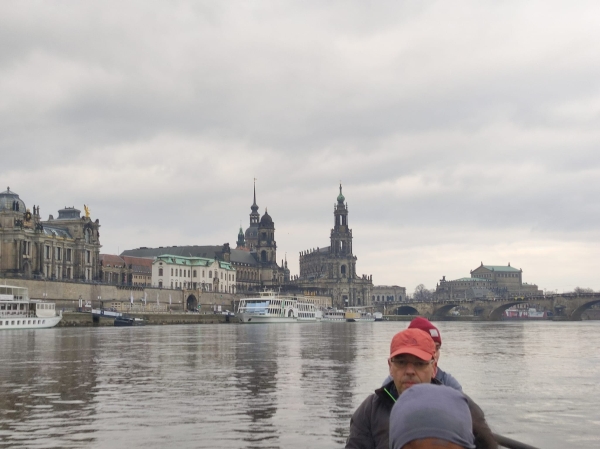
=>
[408,317,442,345]
[390,328,436,361]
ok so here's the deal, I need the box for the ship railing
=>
[0,311,38,317]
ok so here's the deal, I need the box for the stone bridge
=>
[381,293,600,321]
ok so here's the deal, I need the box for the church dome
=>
[245,226,258,240]
[0,187,26,213]
[260,210,273,226]
[337,184,345,203]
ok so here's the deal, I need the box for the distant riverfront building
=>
[152,255,236,293]
[435,262,542,300]
[372,285,407,303]
[99,254,153,286]
[0,187,101,281]
[290,185,373,308]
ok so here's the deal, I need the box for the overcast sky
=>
[2,1,599,294]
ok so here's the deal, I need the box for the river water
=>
[0,321,599,449]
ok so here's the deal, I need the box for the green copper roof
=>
[155,254,215,267]
[454,277,489,282]
[482,265,520,272]
[337,184,345,202]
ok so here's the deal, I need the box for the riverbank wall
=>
[1,279,242,312]
[57,312,229,327]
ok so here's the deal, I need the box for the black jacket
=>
[345,380,497,449]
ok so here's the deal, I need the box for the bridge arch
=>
[392,305,420,316]
[570,299,600,320]
[186,294,198,311]
[431,303,460,318]
[489,301,528,321]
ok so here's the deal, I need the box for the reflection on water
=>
[1,322,599,449]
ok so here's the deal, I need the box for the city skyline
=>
[1,2,599,294]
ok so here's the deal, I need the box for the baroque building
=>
[435,262,542,300]
[99,254,153,286]
[0,187,101,281]
[151,255,236,293]
[293,185,373,308]
[372,285,407,303]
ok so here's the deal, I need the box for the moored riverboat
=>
[322,308,346,322]
[0,285,62,329]
[345,307,376,322]
[504,306,549,320]
[236,290,320,323]
[114,315,146,326]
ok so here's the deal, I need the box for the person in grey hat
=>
[389,383,475,449]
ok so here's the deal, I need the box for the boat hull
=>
[0,315,62,330]
[346,318,376,322]
[114,317,146,326]
[236,313,298,323]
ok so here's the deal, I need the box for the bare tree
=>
[573,287,594,294]
[413,284,433,302]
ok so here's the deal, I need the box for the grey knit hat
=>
[389,383,475,449]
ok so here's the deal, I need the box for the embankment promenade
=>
[58,312,230,327]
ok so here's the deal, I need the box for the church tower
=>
[236,225,245,249]
[244,180,260,249]
[257,208,276,264]
[330,184,353,258]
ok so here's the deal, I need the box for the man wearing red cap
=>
[345,328,495,449]
[405,317,461,391]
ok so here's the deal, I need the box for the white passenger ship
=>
[0,285,62,329]
[236,290,320,323]
[322,308,346,322]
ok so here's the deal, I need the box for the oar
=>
[493,433,540,449]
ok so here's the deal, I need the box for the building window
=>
[86,250,91,263]
[209,271,212,278]
[45,246,50,260]
[193,270,197,278]
[159,268,163,276]
[66,249,72,262]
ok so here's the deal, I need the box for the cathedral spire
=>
[249,178,260,226]
[251,178,258,212]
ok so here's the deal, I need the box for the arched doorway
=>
[186,294,198,311]
[23,261,32,278]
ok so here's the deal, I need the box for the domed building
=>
[0,187,101,281]
[235,181,286,289]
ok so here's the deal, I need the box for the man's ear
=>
[432,359,438,378]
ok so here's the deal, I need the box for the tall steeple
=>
[244,179,260,250]
[250,178,260,226]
